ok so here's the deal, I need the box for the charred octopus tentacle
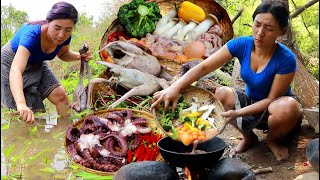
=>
[66,110,155,172]
[80,116,109,134]
[82,148,119,172]
[100,133,128,157]
[131,117,152,134]
[67,144,91,168]
[99,156,126,167]
[66,127,80,143]
[105,112,124,124]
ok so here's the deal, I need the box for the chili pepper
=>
[127,150,133,163]
[134,144,146,161]
[138,134,147,141]
[150,132,156,143]
[134,144,143,155]
[150,146,159,161]
[147,135,152,145]
[107,31,130,43]
[136,146,146,162]
[143,146,152,161]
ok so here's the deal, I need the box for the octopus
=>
[66,110,152,172]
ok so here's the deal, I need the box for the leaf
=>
[139,96,152,106]
[25,148,51,163]
[70,164,80,170]
[30,126,38,135]
[76,171,113,180]
[39,167,56,173]
[43,155,51,164]
[66,172,75,180]
[4,144,14,158]
[0,175,10,180]
[53,131,65,139]
[1,124,10,130]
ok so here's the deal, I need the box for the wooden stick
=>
[253,167,273,175]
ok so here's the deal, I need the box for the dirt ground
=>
[219,118,319,180]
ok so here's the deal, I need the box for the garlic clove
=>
[200,104,215,120]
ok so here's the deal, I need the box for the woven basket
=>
[65,108,166,176]
[99,0,233,60]
[153,85,226,140]
[91,0,233,109]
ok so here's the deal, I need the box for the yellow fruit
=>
[178,1,206,23]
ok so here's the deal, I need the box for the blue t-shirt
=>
[10,24,71,63]
[227,36,297,101]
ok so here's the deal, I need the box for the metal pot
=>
[157,137,226,170]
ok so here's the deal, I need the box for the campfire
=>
[157,137,226,180]
[182,166,208,180]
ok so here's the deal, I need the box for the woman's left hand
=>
[221,110,239,124]
[80,50,92,61]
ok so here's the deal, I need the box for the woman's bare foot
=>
[267,141,289,161]
[233,132,259,153]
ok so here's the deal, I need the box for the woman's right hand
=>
[17,105,34,124]
[150,86,181,112]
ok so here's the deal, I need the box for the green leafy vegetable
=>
[117,0,162,38]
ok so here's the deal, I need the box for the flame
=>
[184,166,192,180]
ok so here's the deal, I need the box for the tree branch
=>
[290,0,319,19]
[243,23,252,28]
[290,0,316,42]
[231,7,244,24]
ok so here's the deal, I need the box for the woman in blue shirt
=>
[1,1,92,124]
[151,1,302,161]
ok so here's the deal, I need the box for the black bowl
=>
[157,137,226,170]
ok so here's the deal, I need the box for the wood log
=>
[253,167,273,175]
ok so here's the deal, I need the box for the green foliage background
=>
[1,0,319,98]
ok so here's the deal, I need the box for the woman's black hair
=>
[252,0,289,28]
[46,1,78,24]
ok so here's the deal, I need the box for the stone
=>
[208,157,256,180]
[293,172,319,180]
[303,107,319,133]
[306,138,319,172]
[113,161,179,180]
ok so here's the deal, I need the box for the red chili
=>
[127,150,133,163]
[143,146,152,161]
[136,146,146,162]
[107,31,130,43]
[150,146,159,161]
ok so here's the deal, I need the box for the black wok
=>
[157,137,226,170]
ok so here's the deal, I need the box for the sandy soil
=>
[219,118,318,180]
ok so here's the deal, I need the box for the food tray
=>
[91,0,233,108]
[65,108,166,176]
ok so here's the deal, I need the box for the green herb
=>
[117,0,162,38]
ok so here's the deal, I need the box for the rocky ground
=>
[219,118,318,180]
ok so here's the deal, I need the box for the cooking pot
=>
[157,137,226,170]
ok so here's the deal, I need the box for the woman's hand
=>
[80,50,92,61]
[150,86,181,112]
[17,105,34,125]
[221,110,239,124]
